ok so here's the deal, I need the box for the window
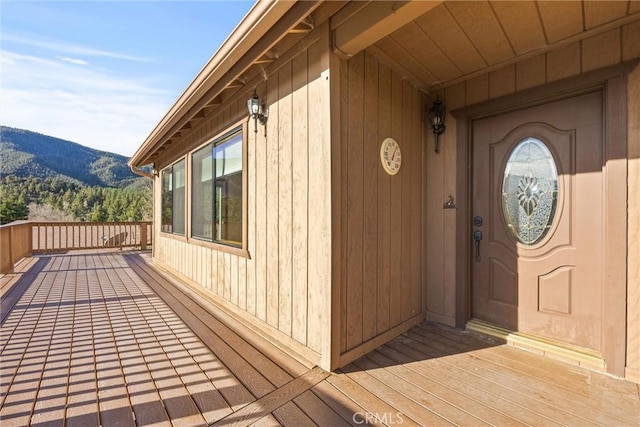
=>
[191,127,244,247]
[192,143,214,239]
[161,159,185,235]
[502,137,558,245]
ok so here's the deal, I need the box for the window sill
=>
[159,231,188,242]
[188,236,251,259]
[158,232,251,258]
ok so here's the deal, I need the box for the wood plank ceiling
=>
[366,0,640,91]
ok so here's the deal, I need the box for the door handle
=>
[473,230,483,261]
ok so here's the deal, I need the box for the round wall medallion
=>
[380,137,401,175]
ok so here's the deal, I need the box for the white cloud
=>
[0,50,170,157]
[57,56,89,66]
[3,32,149,62]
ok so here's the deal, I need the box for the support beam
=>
[333,0,442,58]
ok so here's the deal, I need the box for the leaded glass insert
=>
[502,137,558,245]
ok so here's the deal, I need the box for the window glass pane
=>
[215,133,243,176]
[214,132,242,245]
[172,159,185,235]
[502,137,558,245]
[192,143,213,240]
[161,167,173,233]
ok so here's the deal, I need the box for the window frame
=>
[188,120,249,258]
[160,157,186,236]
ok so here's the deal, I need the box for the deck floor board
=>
[1,250,638,426]
[371,346,563,426]
[389,334,607,426]
[359,351,529,426]
[292,389,352,427]
[409,325,637,425]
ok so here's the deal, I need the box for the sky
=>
[1,0,255,157]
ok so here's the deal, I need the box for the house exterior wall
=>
[333,50,425,365]
[627,60,640,383]
[152,30,333,369]
[426,23,640,382]
[145,8,638,378]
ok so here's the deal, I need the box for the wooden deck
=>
[1,251,638,426]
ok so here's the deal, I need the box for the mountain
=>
[0,126,142,187]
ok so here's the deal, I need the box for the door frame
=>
[452,60,638,377]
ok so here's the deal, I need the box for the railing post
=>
[1,221,33,274]
[4,225,14,274]
[28,222,33,256]
[11,225,17,269]
[140,223,147,251]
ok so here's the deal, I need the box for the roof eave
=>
[129,0,297,169]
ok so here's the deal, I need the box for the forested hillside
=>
[0,126,140,187]
[0,127,151,224]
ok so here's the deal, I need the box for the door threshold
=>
[466,319,605,372]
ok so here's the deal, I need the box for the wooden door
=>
[471,91,604,353]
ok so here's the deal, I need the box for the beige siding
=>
[152,35,332,368]
[146,11,639,377]
[336,51,424,361]
[627,64,640,383]
[308,35,333,365]
[424,83,464,327]
[425,23,640,380]
[291,49,309,346]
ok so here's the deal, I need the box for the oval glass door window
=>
[502,137,558,245]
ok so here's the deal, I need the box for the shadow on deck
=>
[1,251,638,426]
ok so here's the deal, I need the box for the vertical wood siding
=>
[338,51,424,355]
[626,61,640,383]
[307,37,331,357]
[152,38,331,366]
[147,18,639,377]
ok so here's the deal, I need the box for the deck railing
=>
[1,221,152,273]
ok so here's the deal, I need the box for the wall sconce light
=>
[247,90,267,133]
[429,96,446,153]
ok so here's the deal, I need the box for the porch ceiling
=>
[359,0,640,92]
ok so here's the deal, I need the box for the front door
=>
[471,91,604,353]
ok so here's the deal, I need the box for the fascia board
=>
[129,0,295,168]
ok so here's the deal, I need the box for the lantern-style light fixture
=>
[429,96,446,153]
[247,90,267,133]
